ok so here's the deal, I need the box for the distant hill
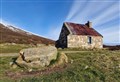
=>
[103,45,120,50]
[0,23,55,45]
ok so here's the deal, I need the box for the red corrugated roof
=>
[65,22,102,37]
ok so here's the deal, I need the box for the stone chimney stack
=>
[85,21,92,28]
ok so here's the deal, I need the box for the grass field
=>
[0,43,34,53]
[0,49,120,82]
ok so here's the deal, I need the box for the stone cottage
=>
[56,21,103,49]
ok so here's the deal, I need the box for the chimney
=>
[85,21,92,28]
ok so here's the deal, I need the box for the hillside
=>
[103,45,120,50]
[0,23,54,45]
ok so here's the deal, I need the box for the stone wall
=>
[67,35,103,49]
[56,24,70,48]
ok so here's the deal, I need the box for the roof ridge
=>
[64,22,83,25]
[64,22,102,37]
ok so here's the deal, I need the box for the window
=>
[88,36,92,44]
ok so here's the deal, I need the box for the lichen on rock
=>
[11,46,58,69]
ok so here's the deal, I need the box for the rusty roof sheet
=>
[65,22,102,37]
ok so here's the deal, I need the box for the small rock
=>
[85,65,89,69]
[28,69,33,72]
[21,70,23,72]
[12,64,17,68]
[70,59,73,63]
[9,62,14,66]
[58,52,68,64]
[118,64,120,68]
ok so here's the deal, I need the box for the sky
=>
[0,0,120,45]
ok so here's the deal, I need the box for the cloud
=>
[98,24,120,44]
[92,3,119,26]
[103,31,119,44]
[65,0,116,23]
[1,0,119,43]
[65,0,119,24]
[44,24,62,40]
[65,0,119,44]
[65,0,88,21]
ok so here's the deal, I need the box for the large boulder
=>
[13,46,57,68]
